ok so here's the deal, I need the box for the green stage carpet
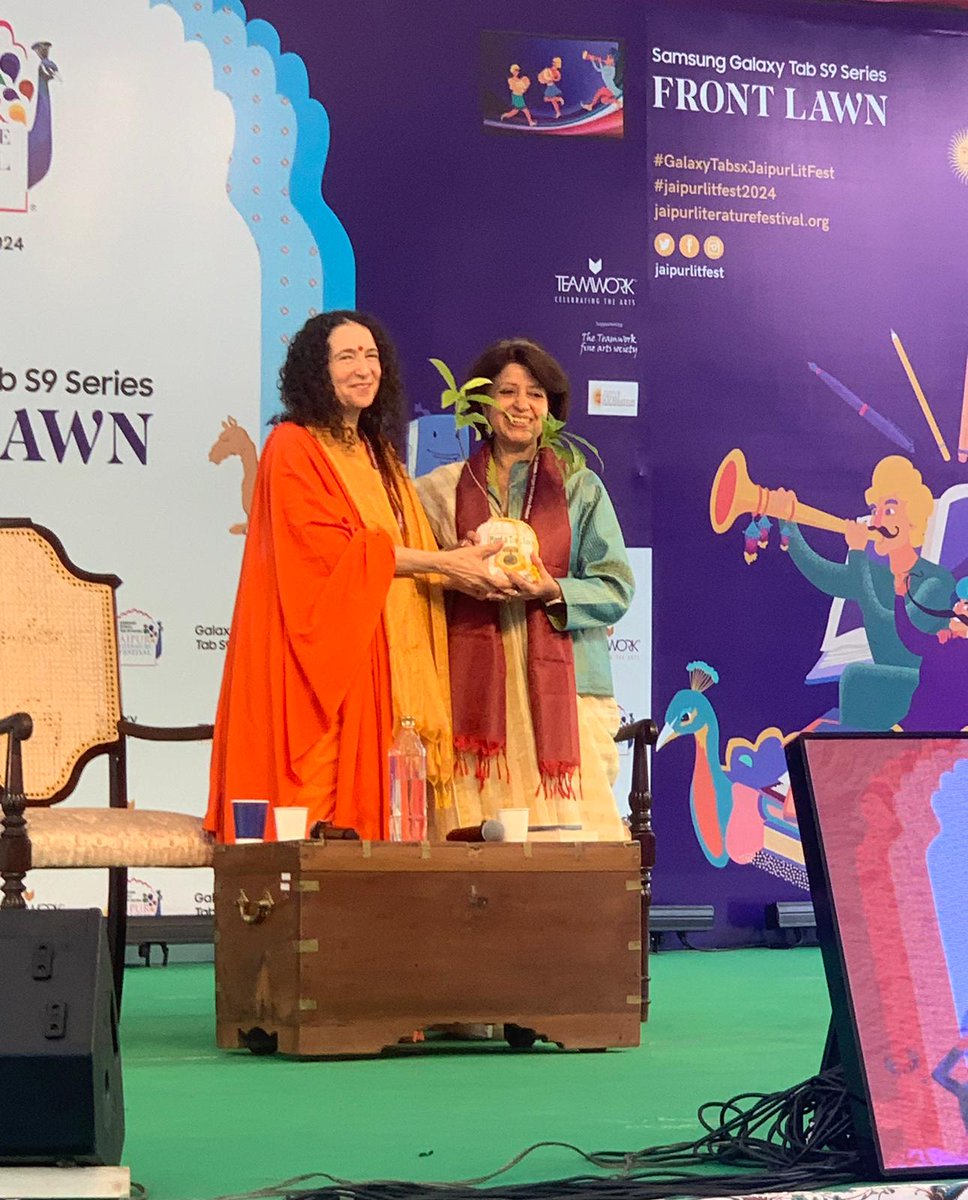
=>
[119,947,831,1200]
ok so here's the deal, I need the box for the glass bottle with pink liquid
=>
[388,716,427,842]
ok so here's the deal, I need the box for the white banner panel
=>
[610,547,653,820]
[2,0,354,914]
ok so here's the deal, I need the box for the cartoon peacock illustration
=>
[657,660,801,873]
[657,661,735,866]
[28,42,59,189]
[0,37,59,190]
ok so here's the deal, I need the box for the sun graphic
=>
[948,128,968,182]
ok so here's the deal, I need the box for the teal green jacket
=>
[416,460,635,696]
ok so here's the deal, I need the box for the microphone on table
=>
[309,821,360,841]
[446,819,505,843]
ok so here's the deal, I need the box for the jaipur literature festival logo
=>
[118,608,164,668]
[0,24,59,214]
[554,256,636,308]
[128,877,162,918]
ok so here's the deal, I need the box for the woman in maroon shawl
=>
[417,339,635,840]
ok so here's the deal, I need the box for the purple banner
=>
[645,2,968,935]
[244,0,968,941]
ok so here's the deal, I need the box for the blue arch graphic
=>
[153,0,356,431]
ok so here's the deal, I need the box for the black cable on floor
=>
[208,1065,911,1200]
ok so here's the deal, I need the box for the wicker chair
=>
[0,519,214,1006]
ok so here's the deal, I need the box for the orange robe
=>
[205,423,396,842]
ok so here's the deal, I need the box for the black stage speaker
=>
[0,908,124,1165]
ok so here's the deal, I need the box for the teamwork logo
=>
[554,256,637,308]
[23,887,62,910]
[0,24,58,212]
[481,31,624,138]
[607,624,643,660]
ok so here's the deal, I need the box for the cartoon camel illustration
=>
[209,417,258,535]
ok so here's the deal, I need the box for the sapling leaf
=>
[562,431,603,468]
[429,358,457,391]
[538,412,603,477]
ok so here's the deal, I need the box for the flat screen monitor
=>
[786,732,968,1177]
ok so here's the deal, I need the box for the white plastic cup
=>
[232,799,269,843]
[274,806,309,841]
[498,807,530,842]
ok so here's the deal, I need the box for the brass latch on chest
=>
[236,888,275,925]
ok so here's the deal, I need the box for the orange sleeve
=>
[265,427,396,756]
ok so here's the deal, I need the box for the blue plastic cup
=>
[232,799,269,843]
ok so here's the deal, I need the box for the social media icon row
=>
[654,233,724,260]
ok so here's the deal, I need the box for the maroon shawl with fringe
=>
[449,444,581,796]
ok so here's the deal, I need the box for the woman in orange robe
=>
[205,311,507,843]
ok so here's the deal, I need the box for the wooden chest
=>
[213,839,642,1056]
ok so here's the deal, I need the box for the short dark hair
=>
[465,339,570,435]
[277,310,404,450]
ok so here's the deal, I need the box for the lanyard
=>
[486,450,539,522]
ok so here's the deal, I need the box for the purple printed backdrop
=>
[644,2,968,931]
[246,0,968,941]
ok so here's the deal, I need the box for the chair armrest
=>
[613,717,657,863]
[614,719,658,791]
[614,717,658,745]
[1,711,34,909]
[108,720,214,812]
[118,720,214,742]
[0,711,33,745]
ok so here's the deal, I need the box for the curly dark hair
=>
[278,309,404,438]
[465,338,570,437]
[277,309,407,514]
